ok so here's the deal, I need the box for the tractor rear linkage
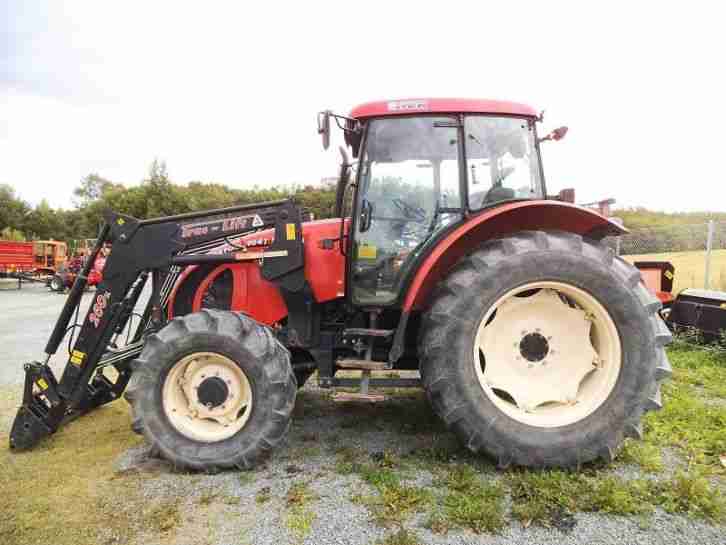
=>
[9,199,307,450]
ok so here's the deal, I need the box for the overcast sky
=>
[1,1,724,212]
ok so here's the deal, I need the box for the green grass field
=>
[624,249,726,293]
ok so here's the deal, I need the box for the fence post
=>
[704,220,715,290]
[615,236,621,256]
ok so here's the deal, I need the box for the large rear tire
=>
[124,309,296,471]
[419,231,672,468]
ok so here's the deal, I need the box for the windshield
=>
[465,116,543,209]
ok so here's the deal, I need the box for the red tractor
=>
[48,248,107,292]
[10,98,671,471]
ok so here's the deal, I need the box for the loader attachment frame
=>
[10,199,306,450]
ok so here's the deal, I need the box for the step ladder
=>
[332,314,393,403]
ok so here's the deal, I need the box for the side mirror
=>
[539,126,569,143]
[318,110,331,150]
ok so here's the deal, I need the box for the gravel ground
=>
[1,282,725,545]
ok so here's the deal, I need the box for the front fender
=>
[403,200,626,311]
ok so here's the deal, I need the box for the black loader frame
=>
[10,199,307,450]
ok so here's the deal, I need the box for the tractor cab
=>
[320,99,547,306]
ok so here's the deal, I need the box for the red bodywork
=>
[168,202,623,323]
[168,218,347,325]
[350,98,538,119]
[0,241,34,274]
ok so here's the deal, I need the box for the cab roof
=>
[350,98,538,119]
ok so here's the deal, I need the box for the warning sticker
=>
[286,223,296,241]
[70,350,86,366]
[358,244,377,259]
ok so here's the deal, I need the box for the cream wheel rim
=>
[474,282,621,428]
[162,352,253,442]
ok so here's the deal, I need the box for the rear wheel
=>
[124,309,296,471]
[419,231,672,468]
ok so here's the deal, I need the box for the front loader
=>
[11,98,672,470]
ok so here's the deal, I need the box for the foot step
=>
[343,328,394,338]
[332,391,387,403]
[336,358,388,371]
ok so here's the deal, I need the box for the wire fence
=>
[604,220,726,292]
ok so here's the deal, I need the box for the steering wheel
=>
[392,198,426,222]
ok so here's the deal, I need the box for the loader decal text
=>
[89,292,111,328]
[180,214,264,239]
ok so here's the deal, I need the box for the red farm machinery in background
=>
[0,240,68,288]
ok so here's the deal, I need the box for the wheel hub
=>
[162,352,253,442]
[519,332,549,362]
[475,284,622,427]
[197,376,229,408]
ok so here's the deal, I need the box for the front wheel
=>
[419,231,672,468]
[124,309,296,471]
[49,275,64,292]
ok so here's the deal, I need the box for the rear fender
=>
[404,200,626,311]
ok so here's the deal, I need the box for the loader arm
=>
[10,199,306,451]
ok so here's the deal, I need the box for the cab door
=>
[349,116,462,306]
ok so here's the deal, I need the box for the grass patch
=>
[255,486,272,504]
[377,527,421,545]
[286,507,316,540]
[619,440,664,473]
[286,481,317,507]
[359,483,432,527]
[238,471,255,487]
[433,465,506,534]
[143,499,181,533]
[0,400,145,545]
[334,445,365,475]
[643,347,726,473]
[284,481,318,539]
[650,471,726,522]
[197,490,218,505]
[507,470,653,528]
[341,449,431,526]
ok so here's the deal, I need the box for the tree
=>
[73,174,115,204]
[0,184,30,233]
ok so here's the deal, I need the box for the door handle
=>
[360,199,373,233]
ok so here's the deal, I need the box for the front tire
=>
[124,309,296,471]
[419,231,672,468]
[49,275,64,292]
